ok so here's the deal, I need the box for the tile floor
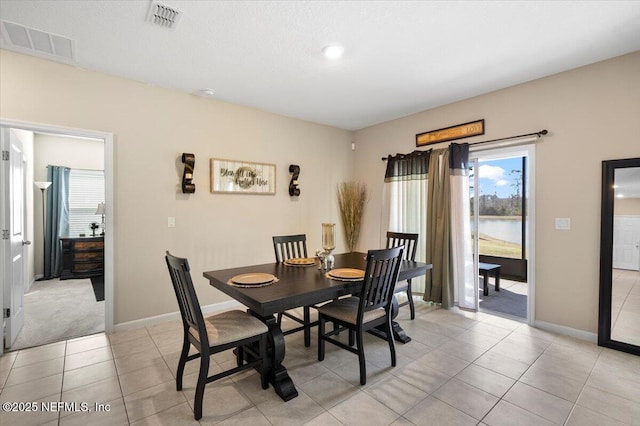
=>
[1,301,639,425]
[611,269,640,347]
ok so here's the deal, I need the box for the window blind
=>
[68,169,105,237]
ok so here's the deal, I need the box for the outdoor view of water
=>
[473,218,523,244]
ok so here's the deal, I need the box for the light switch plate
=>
[168,217,176,228]
[555,218,570,230]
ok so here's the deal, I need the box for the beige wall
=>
[353,51,640,334]
[615,198,640,216]
[32,134,105,277]
[0,50,354,324]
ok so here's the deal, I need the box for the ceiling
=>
[1,1,640,131]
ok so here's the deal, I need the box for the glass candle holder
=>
[321,223,336,268]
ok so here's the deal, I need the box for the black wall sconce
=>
[181,153,196,193]
[289,164,300,196]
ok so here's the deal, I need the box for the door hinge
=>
[2,229,9,240]
[3,308,9,319]
[1,150,8,161]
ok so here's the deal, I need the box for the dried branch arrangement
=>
[337,181,368,252]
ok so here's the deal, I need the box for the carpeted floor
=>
[479,278,527,319]
[9,278,104,351]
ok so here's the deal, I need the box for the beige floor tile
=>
[513,324,558,343]
[111,335,157,359]
[436,339,488,362]
[124,379,188,422]
[107,327,150,346]
[577,385,640,424]
[216,406,274,425]
[66,333,110,355]
[115,348,166,376]
[412,348,470,377]
[182,379,253,423]
[329,391,399,426]
[483,400,556,426]
[473,350,531,380]
[565,405,627,426]
[129,401,199,426]
[0,373,63,402]
[0,350,18,372]
[453,329,503,351]
[4,356,64,387]
[0,393,61,426]
[298,370,359,409]
[519,364,585,402]
[61,376,122,408]
[327,357,393,388]
[62,360,117,392]
[257,388,325,426]
[480,315,523,331]
[503,381,573,424]
[489,339,544,365]
[468,322,512,340]
[390,416,416,426]
[432,378,499,420]
[0,367,10,389]
[12,341,66,368]
[392,361,451,394]
[64,346,114,371]
[303,411,345,426]
[404,395,477,426]
[364,376,428,415]
[529,352,593,383]
[454,364,515,398]
[5,302,640,426]
[58,397,128,426]
[118,363,174,396]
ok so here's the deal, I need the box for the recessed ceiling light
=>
[197,88,215,97]
[617,194,625,198]
[323,45,344,60]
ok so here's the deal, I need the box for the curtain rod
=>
[381,129,548,161]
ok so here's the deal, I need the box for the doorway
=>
[470,145,536,323]
[0,120,114,355]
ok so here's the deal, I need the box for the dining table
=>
[203,251,431,401]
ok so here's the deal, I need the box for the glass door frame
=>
[469,144,536,325]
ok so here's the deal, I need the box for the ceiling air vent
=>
[0,20,75,62]
[147,1,182,29]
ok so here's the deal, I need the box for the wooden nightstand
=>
[60,236,104,279]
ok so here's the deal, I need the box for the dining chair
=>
[165,251,269,420]
[317,246,404,385]
[272,234,316,347]
[386,231,419,319]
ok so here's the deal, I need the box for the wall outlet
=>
[168,217,176,228]
[555,218,570,230]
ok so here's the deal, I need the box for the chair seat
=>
[190,310,268,347]
[317,297,385,325]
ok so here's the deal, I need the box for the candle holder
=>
[321,223,336,269]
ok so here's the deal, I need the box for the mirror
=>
[599,157,640,356]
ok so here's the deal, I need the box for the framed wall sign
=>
[210,158,276,195]
[416,119,484,146]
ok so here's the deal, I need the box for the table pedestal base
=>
[253,313,299,401]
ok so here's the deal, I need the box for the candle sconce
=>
[181,153,196,193]
[288,164,300,196]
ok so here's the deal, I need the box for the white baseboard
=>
[113,299,242,332]
[534,320,597,343]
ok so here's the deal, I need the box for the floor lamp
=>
[34,181,52,280]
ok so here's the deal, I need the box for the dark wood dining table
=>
[203,251,430,401]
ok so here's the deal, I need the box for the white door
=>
[613,216,640,271]
[1,128,28,349]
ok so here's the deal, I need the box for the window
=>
[68,169,105,237]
